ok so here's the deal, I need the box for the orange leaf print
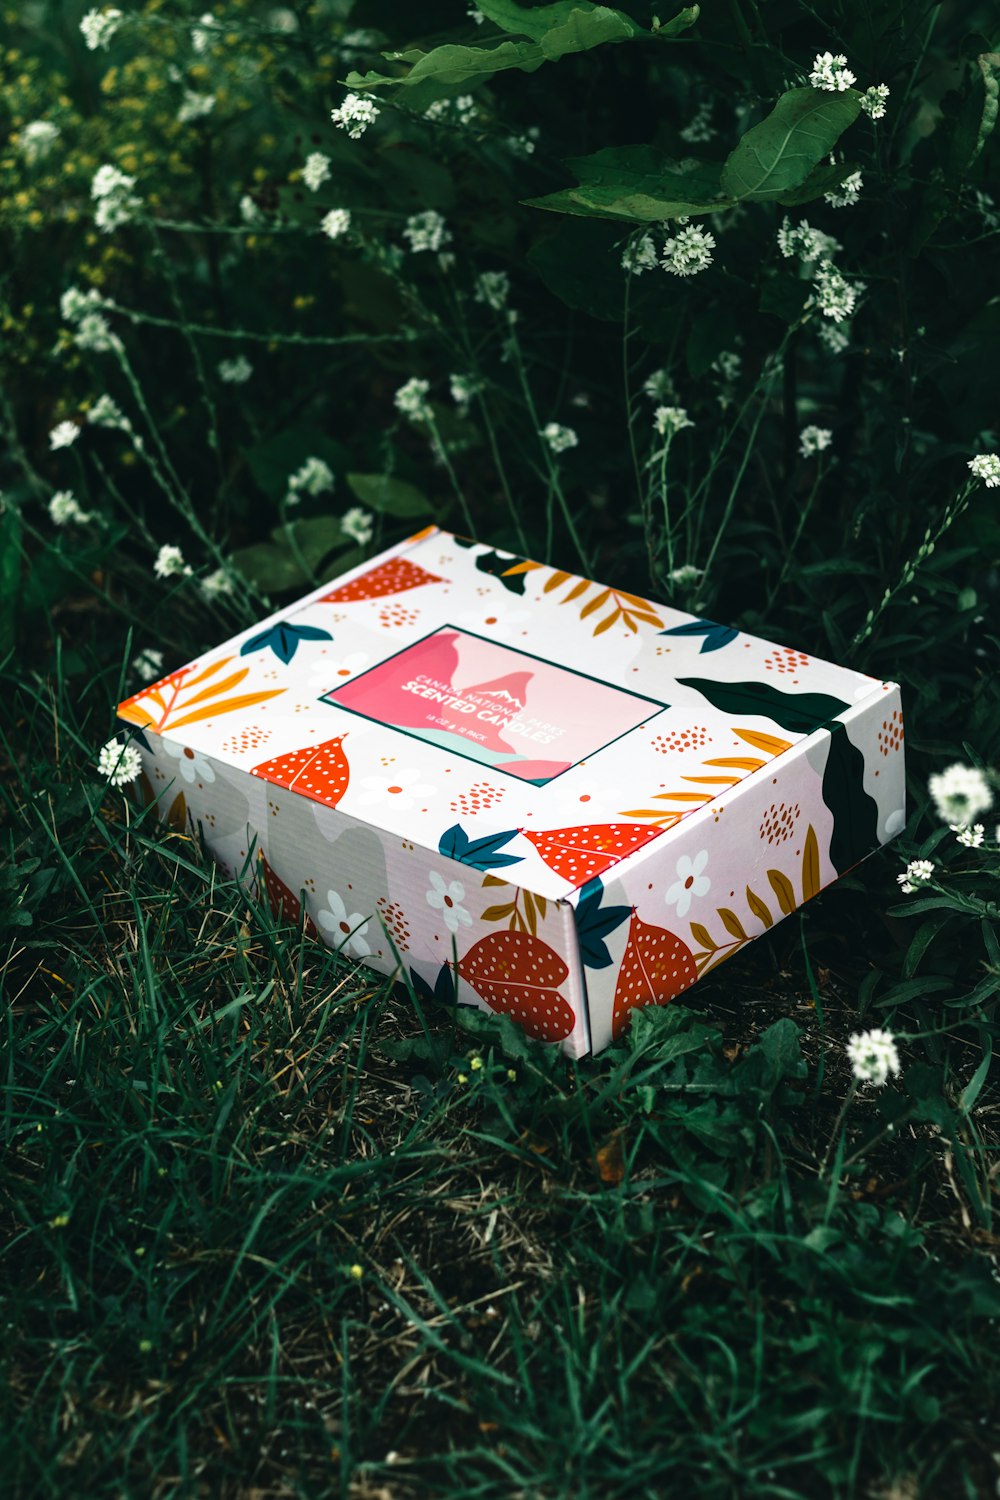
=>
[612,913,697,1038]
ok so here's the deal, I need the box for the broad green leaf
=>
[346,5,697,101]
[234,521,356,593]
[526,148,727,222]
[776,158,859,206]
[720,87,862,202]
[346,472,433,518]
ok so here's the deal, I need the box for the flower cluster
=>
[177,90,215,125]
[330,93,380,139]
[662,222,716,277]
[474,271,510,310]
[968,453,1000,488]
[449,374,480,409]
[97,738,142,787]
[799,425,833,457]
[49,491,92,526]
[286,457,335,504]
[92,163,141,233]
[860,84,890,119]
[395,377,432,423]
[777,217,841,263]
[154,544,192,580]
[897,858,934,893]
[680,101,715,144]
[302,153,331,192]
[341,507,374,545]
[812,260,862,323]
[540,422,578,454]
[49,421,80,451]
[654,406,694,437]
[218,355,253,384]
[846,1028,900,1086]
[953,823,985,849]
[424,95,477,126]
[20,120,60,165]
[928,763,993,824]
[74,312,120,354]
[825,170,863,209]
[809,52,856,92]
[80,8,123,51]
[88,395,130,431]
[133,648,164,683]
[321,208,351,241]
[621,233,659,276]
[403,210,451,254]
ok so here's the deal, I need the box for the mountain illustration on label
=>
[323,626,666,786]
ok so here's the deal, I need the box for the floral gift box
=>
[118,527,905,1055]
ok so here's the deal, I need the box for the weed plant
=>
[2,1,1000,1495]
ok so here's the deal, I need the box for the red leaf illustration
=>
[318,557,445,603]
[612,913,697,1039]
[523,822,664,886]
[258,853,317,937]
[457,931,575,1043]
[250,734,350,806]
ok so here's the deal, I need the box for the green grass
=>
[3,655,999,1500]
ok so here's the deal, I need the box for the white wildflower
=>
[540,422,578,454]
[218,355,253,384]
[846,1028,900,1087]
[321,208,351,241]
[154,544,191,580]
[809,52,856,92]
[91,163,141,233]
[330,92,380,140]
[474,270,510,310]
[467,5,485,21]
[622,233,659,275]
[799,425,833,457]
[777,216,841,263]
[177,90,215,125]
[49,421,80,451]
[74,312,120,353]
[654,406,694,437]
[952,823,985,849]
[860,84,890,120]
[896,858,934,893]
[825,170,863,209]
[669,564,703,586]
[268,8,298,31]
[394,377,432,423]
[287,456,335,502]
[812,259,861,322]
[928,763,993,824]
[662,222,716,277]
[133,647,164,682]
[506,129,539,158]
[424,94,477,126]
[402,210,451,254]
[817,322,851,354]
[679,101,715,144]
[643,368,674,402]
[239,194,264,225]
[60,286,103,323]
[201,567,235,600]
[191,13,215,53]
[972,190,999,230]
[712,350,742,383]
[968,453,1000,488]
[449,374,480,408]
[341,507,374,545]
[97,738,143,787]
[20,120,60,164]
[80,8,123,51]
[302,152,331,192]
[88,395,130,430]
[48,491,92,526]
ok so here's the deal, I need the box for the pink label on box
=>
[321,626,666,784]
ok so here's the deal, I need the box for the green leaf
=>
[776,157,860,206]
[527,219,626,319]
[677,678,850,733]
[526,148,727,223]
[233,522,357,593]
[720,87,862,202]
[821,721,881,875]
[346,473,434,518]
[347,6,697,103]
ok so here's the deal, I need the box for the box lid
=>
[119,527,891,902]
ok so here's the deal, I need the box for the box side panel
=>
[132,733,591,1056]
[575,682,906,1053]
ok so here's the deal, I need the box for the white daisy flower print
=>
[426,871,472,933]
[665,850,710,917]
[317,889,371,958]
[355,766,436,811]
[161,737,216,786]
